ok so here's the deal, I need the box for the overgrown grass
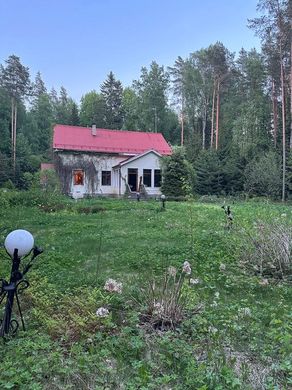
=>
[0,198,291,389]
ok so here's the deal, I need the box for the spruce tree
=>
[101,71,123,129]
[161,148,194,197]
[195,150,223,194]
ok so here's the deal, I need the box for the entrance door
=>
[128,168,138,192]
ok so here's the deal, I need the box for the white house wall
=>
[120,151,162,196]
[56,150,163,198]
[57,152,126,198]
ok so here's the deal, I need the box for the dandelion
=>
[219,263,226,271]
[168,266,177,277]
[190,278,200,285]
[96,307,110,317]
[104,278,123,294]
[182,261,191,275]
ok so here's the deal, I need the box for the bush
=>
[239,221,292,280]
[244,152,281,199]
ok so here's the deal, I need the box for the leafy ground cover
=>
[0,197,291,389]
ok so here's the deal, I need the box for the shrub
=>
[239,221,292,280]
[244,152,281,199]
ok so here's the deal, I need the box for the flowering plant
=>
[141,260,200,330]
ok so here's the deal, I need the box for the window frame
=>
[73,169,84,186]
[143,169,152,187]
[101,170,111,186]
[154,169,161,187]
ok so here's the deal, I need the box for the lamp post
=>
[0,229,43,337]
[161,194,166,209]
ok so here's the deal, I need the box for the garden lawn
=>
[0,198,291,389]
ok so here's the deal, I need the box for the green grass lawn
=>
[0,197,291,389]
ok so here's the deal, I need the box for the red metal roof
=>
[53,125,172,155]
[41,163,55,170]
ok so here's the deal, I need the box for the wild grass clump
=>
[240,221,292,280]
[139,261,200,330]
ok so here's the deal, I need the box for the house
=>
[52,124,172,199]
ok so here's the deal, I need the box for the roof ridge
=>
[54,124,164,136]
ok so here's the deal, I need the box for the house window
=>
[102,171,111,186]
[73,170,84,185]
[154,169,161,187]
[143,169,152,187]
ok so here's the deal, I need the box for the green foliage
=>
[101,71,124,129]
[195,150,223,194]
[79,90,106,127]
[0,199,291,389]
[244,151,281,198]
[161,147,194,197]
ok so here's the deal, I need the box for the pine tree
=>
[0,55,31,176]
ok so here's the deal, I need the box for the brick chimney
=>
[91,124,97,136]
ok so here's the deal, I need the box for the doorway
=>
[128,168,138,192]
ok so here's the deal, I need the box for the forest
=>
[1,0,292,200]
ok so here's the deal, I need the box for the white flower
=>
[104,278,123,294]
[211,301,218,307]
[182,261,191,275]
[219,263,226,271]
[190,278,200,285]
[208,326,218,334]
[259,278,269,286]
[168,266,177,277]
[96,307,110,317]
[215,291,220,299]
[238,307,251,317]
[153,301,164,316]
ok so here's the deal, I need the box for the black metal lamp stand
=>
[0,247,43,337]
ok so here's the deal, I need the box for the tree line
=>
[1,0,292,199]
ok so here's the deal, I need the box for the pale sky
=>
[0,0,261,102]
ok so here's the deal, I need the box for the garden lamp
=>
[161,194,166,209]
[0,229,43,337]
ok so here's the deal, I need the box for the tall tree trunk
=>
[11,98,14,160]
[272,79,278,147]
[280,57,286,201]
[202,98,207,149]
[13,103,17,176]
[215,80,220,150]
[210,80,216,148]
[290,30,292,150]
[181,100,184,146]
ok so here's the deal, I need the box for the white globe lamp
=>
[4,229,34,258]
